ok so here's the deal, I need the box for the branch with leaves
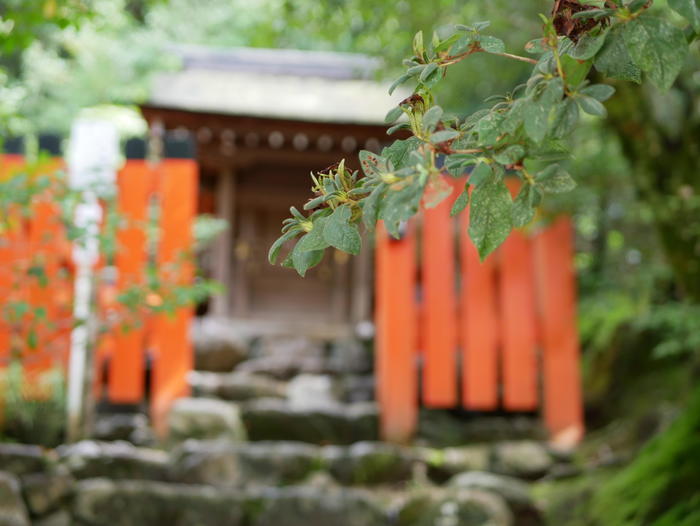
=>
[270,0,696,275]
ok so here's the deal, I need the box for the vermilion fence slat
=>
[0,155,26,367]
[376,221,418,443]
[151,159,197,431]
[535,217,584,442]
[27,159,67,381]
[421,192,457,407]
[459,210,500,410]
[499,230,538,410]
[108,160,153,402]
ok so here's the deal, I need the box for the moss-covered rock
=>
[396,488,513,526]
[57,440,170,481]
[324,442,415,485]
[72,478,246,526]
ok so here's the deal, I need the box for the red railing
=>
[375,179,583,444]
[0,153,197,432]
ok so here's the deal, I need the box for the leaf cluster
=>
[271,0,696,274]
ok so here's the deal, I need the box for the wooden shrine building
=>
[141,46,405,337]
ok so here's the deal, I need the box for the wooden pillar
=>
[350,232,373,328]
[211,169,235,317]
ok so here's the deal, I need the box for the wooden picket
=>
[108,160,153,403]
[0,150,198,432]
[375,222,418,443]
[375,180,583,443]
[150,158,197,431]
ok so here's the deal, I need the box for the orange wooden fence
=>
[0,145,197,431]
[375,179,583,444]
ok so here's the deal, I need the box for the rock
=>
[236,356,326,380]
[0,471,30,526]
[419,445,491,482]
[235,442,321,486]
[287,375,340,411]
[170,440,320,487]
[396,488,513,526]
[325,442,414,485]
[0,444,49,476]
[32,510,71,526]
[242,399,378,444]
[326,340,372,374]
[169,440,239,487]
[492,442,554,480]
[192,317,249,372]
[20,466,73,516]
[417,412,546,447]
[237,337,328,380]
[449,472,543,525]
[72,478,246,526]
[189,371,286,401]
[93,413,155,446]
[57,440,170,481]
[248,486,385,526]
[337,375,375,403]
[167,397,247,442]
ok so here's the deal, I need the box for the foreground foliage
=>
[271,0,697,273]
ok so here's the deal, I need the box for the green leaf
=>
[524,79,563,143]
[419,62,439,84]
[381,137,420,170]
[269,230,300,264]
[468,171,513,260]
[580,84,615,102]
[552,99,580,138]
[387,123,411,135]
[450,35,473,55]
[578,95,607,117]
[359,150,389,178]
[361,183,386,230]
[323,205,361,255]
[502,99,525,134]
[384,106,403,124]
[568,30,608,60]
[477,35,506,54]
[669,0,700,32]
[430,129,461,143]
[413,30,425,58]
[434,33,462,53]
[594,26,641,83]
[291,246,324,277]
[512,184,537,228]
[389,73,412,95]
[525,38,547,54]
[560,55,593,86]
[380,177,426,237]
[476,112,504,146]
[623,16,688,90]
[494,145,525,165]
[422,106,443,131]
[535,164,577,193]
[295,217,330,252]
[469,162,493,187]
[450,185,470,216]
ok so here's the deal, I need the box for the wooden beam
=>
[211,169,235,317]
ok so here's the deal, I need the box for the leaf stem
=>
[491,51,538,65]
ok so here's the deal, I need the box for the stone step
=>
[189,370,375,405]
[0,470,544,526]
[3,439,565,488]
[0,441,560,525]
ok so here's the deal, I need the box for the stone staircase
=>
[0,319,574,525]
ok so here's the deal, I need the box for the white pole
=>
[66,119,119,442]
